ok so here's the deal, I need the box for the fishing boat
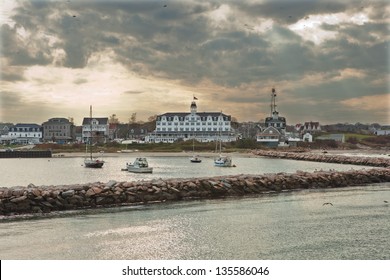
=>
[190,135,202,163]
[84,106,105,168]
[126,157,153,173]
[214,155,232,167]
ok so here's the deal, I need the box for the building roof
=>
[42,118,71,124]
[13,123,41,128]
[257,126,281,136]
[158,112,231,121]
[304,121,320,129]
[82,118,109,125]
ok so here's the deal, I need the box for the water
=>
[0,155,389,260]
[0,184,389,259]
[0,154,368,188]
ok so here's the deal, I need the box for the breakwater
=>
[252,150,390,168]
[1,168,389,216]
[0,150,52,158]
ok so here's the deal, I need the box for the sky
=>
[1,0,389,126]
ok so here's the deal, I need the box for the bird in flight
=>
[323,202,333,206]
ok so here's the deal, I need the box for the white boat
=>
[214,113,233,167]
[190,155,202,163]
[126,157,153,173]
[214,155,232,167]
[84,105,104,168]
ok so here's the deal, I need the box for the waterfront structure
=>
[7,123,42,144]
[82,116,109,144]
[42,118,75,143]
[257,88,289,147]
[146,99,236,143]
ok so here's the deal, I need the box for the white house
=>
[82,117,109,143]
[147,99,236,143]
[303,132,313,142]
[7,123,42,144]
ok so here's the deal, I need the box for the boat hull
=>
[127,166,153,173]
[84,159,104,168]
[190,156,202,163]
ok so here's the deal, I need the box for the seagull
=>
[323,202,333,206]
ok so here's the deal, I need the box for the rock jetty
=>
[1,168,389,216]
[252,150,390,168]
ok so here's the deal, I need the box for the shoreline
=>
[51,149,389,158]
[52,150,255,158]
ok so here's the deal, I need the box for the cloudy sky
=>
[1,0,389,126]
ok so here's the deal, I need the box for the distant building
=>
[8,123,42,144]
[316,134,345,143]
[302,132,313,142]
[236,122,263,139]
[82,117,109,144]
[374,128,390,135]
[257,88,290,147]
[42,118,75,143]
[146,99,235,143]
[256,126,281,147]
[0,123,12,136]
[127,123,150,141]
[296,121,321,134]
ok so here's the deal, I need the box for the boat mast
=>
[219,111,222,154]
[89,105,92,160]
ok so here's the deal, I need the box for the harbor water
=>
[0,154,372,188]
[0,155,389,259]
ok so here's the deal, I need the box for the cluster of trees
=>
[108,113,158,125]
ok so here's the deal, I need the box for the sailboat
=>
[84,105,105,168]
[214,113,232,167]
[190,135,202,163]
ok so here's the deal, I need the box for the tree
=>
[129,113,137,124]
[148,114,158,122]
[109,114,119,124]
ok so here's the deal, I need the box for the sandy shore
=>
[52,149,389,159]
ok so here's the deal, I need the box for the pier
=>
[0,150,52,158]
[252,150,390,168]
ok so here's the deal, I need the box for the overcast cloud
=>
[1,0,389,125]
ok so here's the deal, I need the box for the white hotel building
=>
[146,100,236,143]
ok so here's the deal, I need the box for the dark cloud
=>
[1,0,388,124]
[123,90,144,95]
[73,78,88,84]
[231,0,348,24]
